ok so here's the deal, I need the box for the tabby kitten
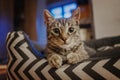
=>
[44,7,89,68]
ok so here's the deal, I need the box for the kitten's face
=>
[44,8,81,47]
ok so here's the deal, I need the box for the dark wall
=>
[0,0,13,64]
[13,0,37,40]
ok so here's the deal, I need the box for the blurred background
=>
[0,0,120,79]
[0,0,120,65]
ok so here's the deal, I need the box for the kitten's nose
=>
[61,34,68,43]
[62,37,67,41]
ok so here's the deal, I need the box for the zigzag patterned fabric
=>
[6,31,120,80]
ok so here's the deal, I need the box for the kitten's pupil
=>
[53,28,60,35]
[69,27,74,33]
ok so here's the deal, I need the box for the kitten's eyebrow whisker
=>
[57,23,59,27]
[67,22,70,26]
[65,23,68,27]
[55,23,58,27]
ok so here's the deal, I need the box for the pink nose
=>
[62,37,67,41]
[61,33,68,43]
[61,36,68,44]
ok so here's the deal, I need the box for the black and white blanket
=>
[6,31,120,80]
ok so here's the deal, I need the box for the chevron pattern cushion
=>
[6,31,120,80]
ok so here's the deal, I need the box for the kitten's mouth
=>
[63,41,69,45]
[61,41,74,49]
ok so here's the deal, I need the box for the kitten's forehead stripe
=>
[48,18,79,29]
[57,23,59,27]
[56,18,71,27]
[62,19,64,26]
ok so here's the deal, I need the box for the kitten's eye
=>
[53,28,60,35]
[69,27,74,33]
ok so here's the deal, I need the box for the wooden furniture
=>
[78,0,95,40]
[0,65,7,80]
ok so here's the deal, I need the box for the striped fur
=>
[44,7,89,68]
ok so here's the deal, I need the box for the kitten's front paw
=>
[48,54,62,68]
[67,53,79,64]
[67,53,89,64]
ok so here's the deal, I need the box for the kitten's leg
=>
[67,51,89,64]
[47,54,63,68]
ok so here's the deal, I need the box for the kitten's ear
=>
[44,9,55,24]
[71,7,81,22]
